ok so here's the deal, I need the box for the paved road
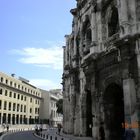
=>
[2,131,41,140]
[1,129,93,140]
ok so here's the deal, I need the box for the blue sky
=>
[0,0,76,90]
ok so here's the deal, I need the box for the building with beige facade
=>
[0,72,42,125]
[40,89,63,127]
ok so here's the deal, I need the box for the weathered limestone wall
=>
[63,0,140,139]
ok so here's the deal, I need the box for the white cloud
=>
[11,43,63,70]
[29,79,62,90]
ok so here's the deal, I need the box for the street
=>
[2,131,40,140]
[1,129,93,140]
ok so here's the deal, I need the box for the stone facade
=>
[62,0,140,140]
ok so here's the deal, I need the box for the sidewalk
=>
[37,128,93,140]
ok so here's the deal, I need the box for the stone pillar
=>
[123,78,137,122]
[120,0,128,23]
[74,36,76,56]
[91,10,96,42]
[80,93,87,136]
[135,42,140,140]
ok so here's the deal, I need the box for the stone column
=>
[91,10,96,42]
[123,78,137,122]
[120,0,128,23]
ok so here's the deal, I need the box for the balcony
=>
[104,33,119,50]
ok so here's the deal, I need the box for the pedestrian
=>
[124,126,136,140]
[99,122,105,140]
[34,124,38,134]
[39,124,43,132]
[6,124,9,132]
[57,124,62,135]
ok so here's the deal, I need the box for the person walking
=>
[6,124,9,132]
[99,122,105,140]
[57,124,62,135]
[124,126,136,140]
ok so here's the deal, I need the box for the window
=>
[9,91,12,97]
[13,103,16,111]
[30,98,32,102]
[24,96,26,101]
[20,105,23,112]
[18,85,20,89]
[17,104,20,112]
[21,95,23,100]
[0,89,2,95]
[0,77,3,82]
[35,108,37,114]
[5,79,8,84]
[10,81,12,86]
[4,101,7,110]
[0,100,2,109]
[9,102,11,111]
[30,108,32,113]
[14,83,16,88]
[108,6,119,37]
[18,94,20,99]
[5,90,8,96]
[24,106,26,112]
[14,93,16,98]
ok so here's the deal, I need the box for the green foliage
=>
[56,99,63,114]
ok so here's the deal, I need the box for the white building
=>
[40,89,63,127]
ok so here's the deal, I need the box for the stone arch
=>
[107,5,119,36]
[102,76,122,93]
[81,88,93,137]
[81,15,92,43]
[81,15,92,55]
[102,83,125,140]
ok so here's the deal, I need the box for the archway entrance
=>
[86,89,92,137]
[104,83,125,140]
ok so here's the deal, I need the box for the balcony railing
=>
[104,33,119,50]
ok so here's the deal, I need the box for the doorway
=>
[86,89,92,137]
[104,83,125,140]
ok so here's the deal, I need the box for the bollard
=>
[50,136,52,140]
[55,136,57,140]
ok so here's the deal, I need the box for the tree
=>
[56,99,63,114]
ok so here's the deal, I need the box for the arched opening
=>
[103,83,125,140]
[86,89,92,137]
[82,15,92,56]
[86,28,92,45]
[108,6,119,37]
